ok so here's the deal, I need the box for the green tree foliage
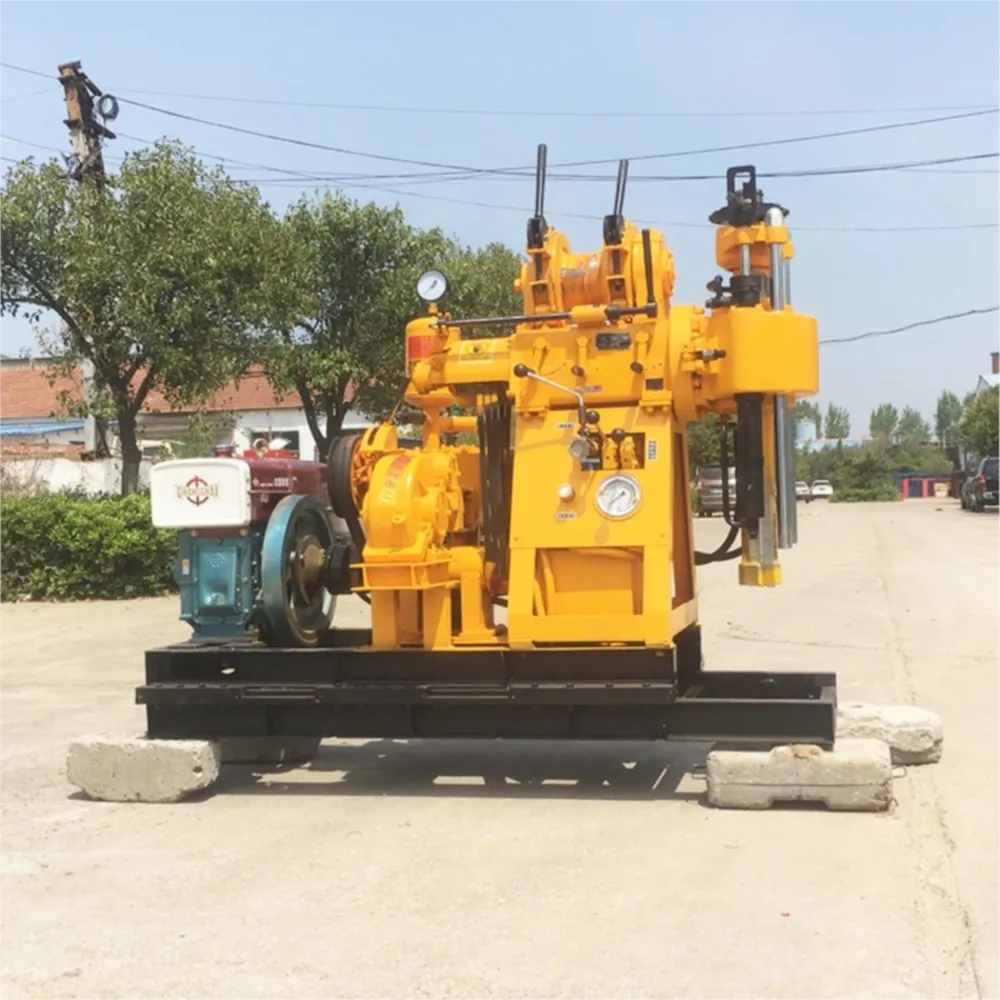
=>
[823,403,851,440]
[934,390,964,447]
[433,239,523,324]
[959,385,999,459]
[792,400,822,437]
[798,435,952,495]
[1,143,275,494]
[686,414,721,472]
[869,403,899,441]
[260,192,523,459]
[896,405,931,445]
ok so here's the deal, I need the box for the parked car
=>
[795,481,812,502]
[695,464,736,517]
[810,479,833,499]
[960,456,999,512]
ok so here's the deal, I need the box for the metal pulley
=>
[260,495,337,647]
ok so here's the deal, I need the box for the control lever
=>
[512,364,587,427]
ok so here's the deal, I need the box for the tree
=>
[959,386,999,460]
[869,403,899,441]
[434,240,523,324]
[934,390,964,447]
[896,406,931,445]
[260,192,523,459]
[793,400,822,437]
[1,143,275,493]
[824,403,850,440]
[686,414,721,472]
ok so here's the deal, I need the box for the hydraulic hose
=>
[694,524,742,566]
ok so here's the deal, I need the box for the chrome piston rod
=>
[767,208,798,549]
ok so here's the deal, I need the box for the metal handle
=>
[512,364,586,426]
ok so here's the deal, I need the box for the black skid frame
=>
[137,625,837,748]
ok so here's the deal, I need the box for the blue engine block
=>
[175,530,263,640]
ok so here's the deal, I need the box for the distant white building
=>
[795,418,868,452]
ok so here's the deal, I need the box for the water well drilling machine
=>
[140,151,836,747]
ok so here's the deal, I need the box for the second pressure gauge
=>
[416,269,449,304]
[595,474,641,520]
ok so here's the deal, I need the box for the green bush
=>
[0,493,177,601]
[831,482,903,503]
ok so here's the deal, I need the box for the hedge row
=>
[830,483,903,503]
[0,493,178,601]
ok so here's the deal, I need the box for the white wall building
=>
[0,359,374,492]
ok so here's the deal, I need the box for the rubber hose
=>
[694,524,742,566]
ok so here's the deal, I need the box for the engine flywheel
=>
[260,495,337,647]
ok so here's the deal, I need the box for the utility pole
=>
[58,61,116,184]
[58,61,118,458]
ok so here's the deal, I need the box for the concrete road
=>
[2,501,996,999]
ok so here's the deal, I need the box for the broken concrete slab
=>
[219,737,321,765]
[67,735,221,803]
[706,738,893,812]
[836,703,942,765]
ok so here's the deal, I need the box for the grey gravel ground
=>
[2,500,996,999]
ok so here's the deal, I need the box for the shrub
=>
[831,483,902,503]
[0,493,177,601]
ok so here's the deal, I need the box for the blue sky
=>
[2,1,998,435]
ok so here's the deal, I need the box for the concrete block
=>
[706,738,893,812]
[837,702,942,765]
[67,735,221,803]
[219,737,320,765]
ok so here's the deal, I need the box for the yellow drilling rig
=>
[141,148,834,747]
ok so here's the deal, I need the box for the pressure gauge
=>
[416,269,449,303]
[595,474,641,520]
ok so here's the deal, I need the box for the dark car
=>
[960,456,999,512]
[695,464,736,516]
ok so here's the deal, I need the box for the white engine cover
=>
[150,458,252,529]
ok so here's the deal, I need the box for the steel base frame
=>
[137,625,837,748]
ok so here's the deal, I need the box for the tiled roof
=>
[0,361,355,420]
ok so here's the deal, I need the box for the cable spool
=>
[96,94,119,121]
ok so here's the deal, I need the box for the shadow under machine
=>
[139,150,836,747]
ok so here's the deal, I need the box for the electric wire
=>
[3,62,995,119]
[4,135,996,234]
[238,151,999,187]
[5,62,998,187]
[1,86,55,104]
[113,98,1000,180]
[819,307,999,345]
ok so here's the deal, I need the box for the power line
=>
[5,63,998,184]
[114,97,525,179]
[5,61,996,119]
[242,151,999,186]
[820,307,999,345]
[54,92,1000,121]
[117,95,1000,180]
[0,62,53,79]
[538,109,1000,170]
[4,135,996,234]
[2,86,54,104]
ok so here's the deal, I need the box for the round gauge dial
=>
[416,269,449,303]
[595,474,641,520]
